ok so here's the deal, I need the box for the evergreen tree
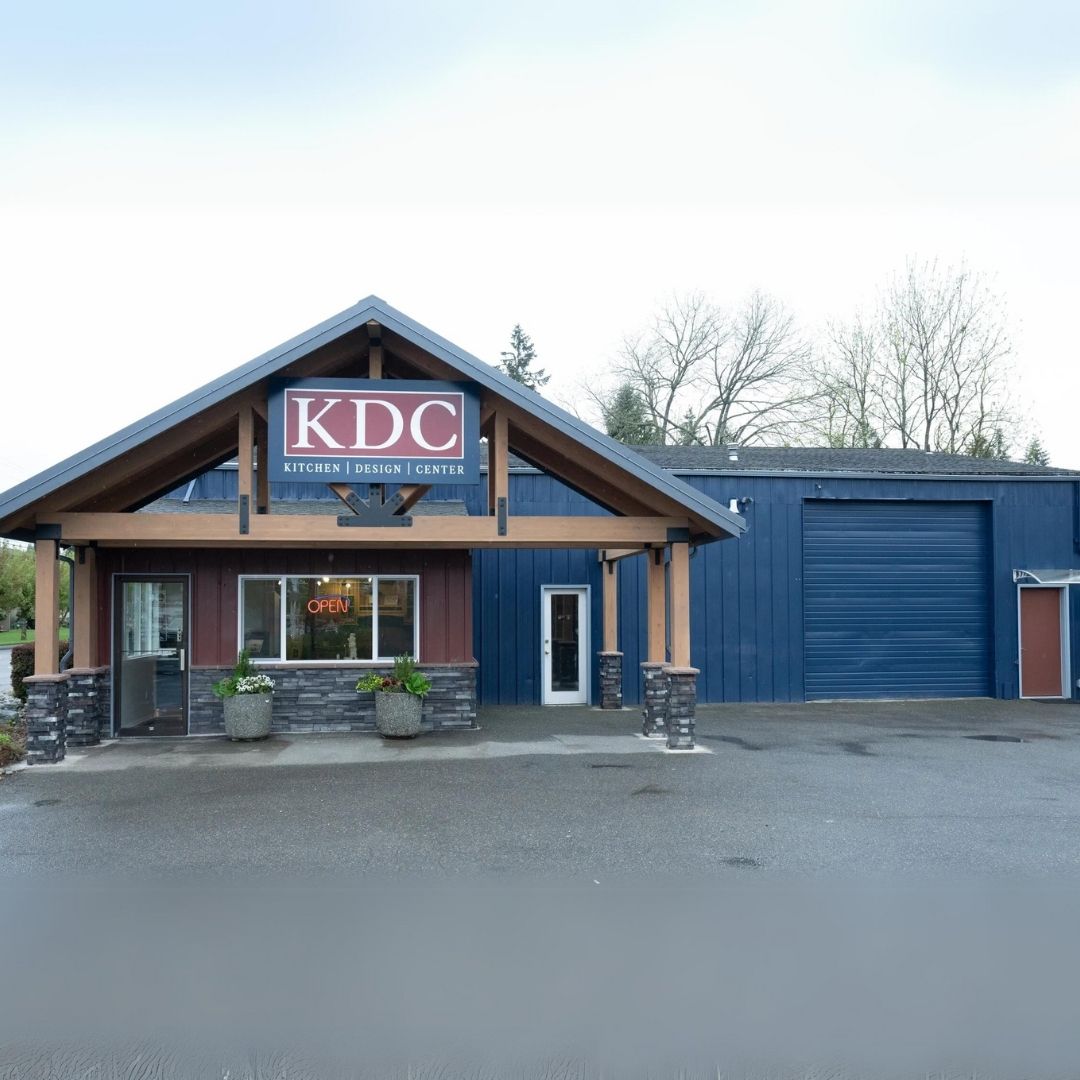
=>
[1023,436,1050,466]
[967,427,1009,459]
[601,383,660,444]
[499,325,549,390]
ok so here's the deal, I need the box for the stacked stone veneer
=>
[665,666,699,750]
[640,662,669,737]
[640,662,699,749]
[23,666,110,764]
[65,667,110,746]
[189,663,478,735]
[598,652,623,710]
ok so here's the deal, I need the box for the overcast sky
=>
[1,0,1078,491]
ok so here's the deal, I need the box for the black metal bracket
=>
[666,527,691,543]
[336,485,413,528]
[497,496,507,537]
[239,494,250,535]
[34,524,62,541]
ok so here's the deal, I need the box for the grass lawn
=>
[0,628,69,646]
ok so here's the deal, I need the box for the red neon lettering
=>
[306,596,351,615]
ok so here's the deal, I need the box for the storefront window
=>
[377,577,416,659]
[239,576,418,662]
[241,578,281,659]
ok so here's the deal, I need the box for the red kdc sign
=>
[285,388,464,458]
[268,378,481,484]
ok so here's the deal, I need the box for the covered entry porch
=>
[2,296,744,761]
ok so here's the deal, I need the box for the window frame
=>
[237,573,421,664]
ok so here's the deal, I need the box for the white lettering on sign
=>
[351,399,404,451]
[410,399,458,452]
[293,398,343,449]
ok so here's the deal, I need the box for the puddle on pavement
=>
[964,734,1026,743]
[720,856,762,869]
[697,734,766,751]
[631,784,670,796]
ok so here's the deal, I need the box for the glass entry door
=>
[541,587,589,705]
[114,577,188,736]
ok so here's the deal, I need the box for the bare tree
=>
[811,260,1015,455]
[587,291,812,446]
[805,316,882,448]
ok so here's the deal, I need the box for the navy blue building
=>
[172,446,1080,707]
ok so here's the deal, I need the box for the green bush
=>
[10,642,69,702]
[0,722,26,768]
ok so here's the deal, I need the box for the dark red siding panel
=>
[95,547,472,667]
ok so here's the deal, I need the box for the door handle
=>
[178,648,185,672]
[544,639,550,656]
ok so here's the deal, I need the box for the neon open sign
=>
[306,595,351,615]
[268,377,480,485]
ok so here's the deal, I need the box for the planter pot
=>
[374,692,423,739]
[223,693,273,741]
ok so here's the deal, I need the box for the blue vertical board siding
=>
[177,464,1080,705]
[477,472,1078,705]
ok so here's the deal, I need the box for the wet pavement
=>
[2,698,1079,877]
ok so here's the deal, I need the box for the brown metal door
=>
[1019,587,1064,698]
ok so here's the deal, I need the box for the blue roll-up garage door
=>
[803,501,992,699]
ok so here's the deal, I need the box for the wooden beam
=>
[254,413,270,513]
[397,485,430,513]
[646,547,666,663]
[47,512,691,550]
[602,559,618,653]
[34,540,60,675]
[328,483,358,511]
[669,541,691,668]
[599,547,648,564]
[73,546,97,668]
[487,412,508,516]
[237,406,254,512]
[367,322,383,379]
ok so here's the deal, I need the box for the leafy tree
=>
[600,383,660,444]
[1023,436,1050,466]
[499,325,549,390]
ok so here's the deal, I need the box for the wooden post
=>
[237,406,254,520]
[487,412,508,516]
[602,560,619,652]
[669,541,691,668]
[34,539,60,675]
[254,413,270,514]
[646,547,666,663]
[73,546,97,669]
[367,322,383,379]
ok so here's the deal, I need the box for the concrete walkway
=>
[53,721,705,772]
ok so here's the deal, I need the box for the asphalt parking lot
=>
[2,698,1080,877]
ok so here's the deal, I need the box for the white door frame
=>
[1017,584,1071,699]
[541,586,590,705]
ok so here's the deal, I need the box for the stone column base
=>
[598,652,623,709]
[641,661,669,736]
[23,674,69,764]
[666,666,699,750]
[64,666,108,746]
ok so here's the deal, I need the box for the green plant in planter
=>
[356,655,431,697]
[212,650,275,699]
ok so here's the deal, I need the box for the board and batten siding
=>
[474,472,1080,706]
[94,548,473,669]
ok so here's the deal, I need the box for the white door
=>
[542,587,589,705]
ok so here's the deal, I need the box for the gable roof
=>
[0,296,745,541]
[626,446,1080,477]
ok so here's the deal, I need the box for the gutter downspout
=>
[58,550,74,672]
